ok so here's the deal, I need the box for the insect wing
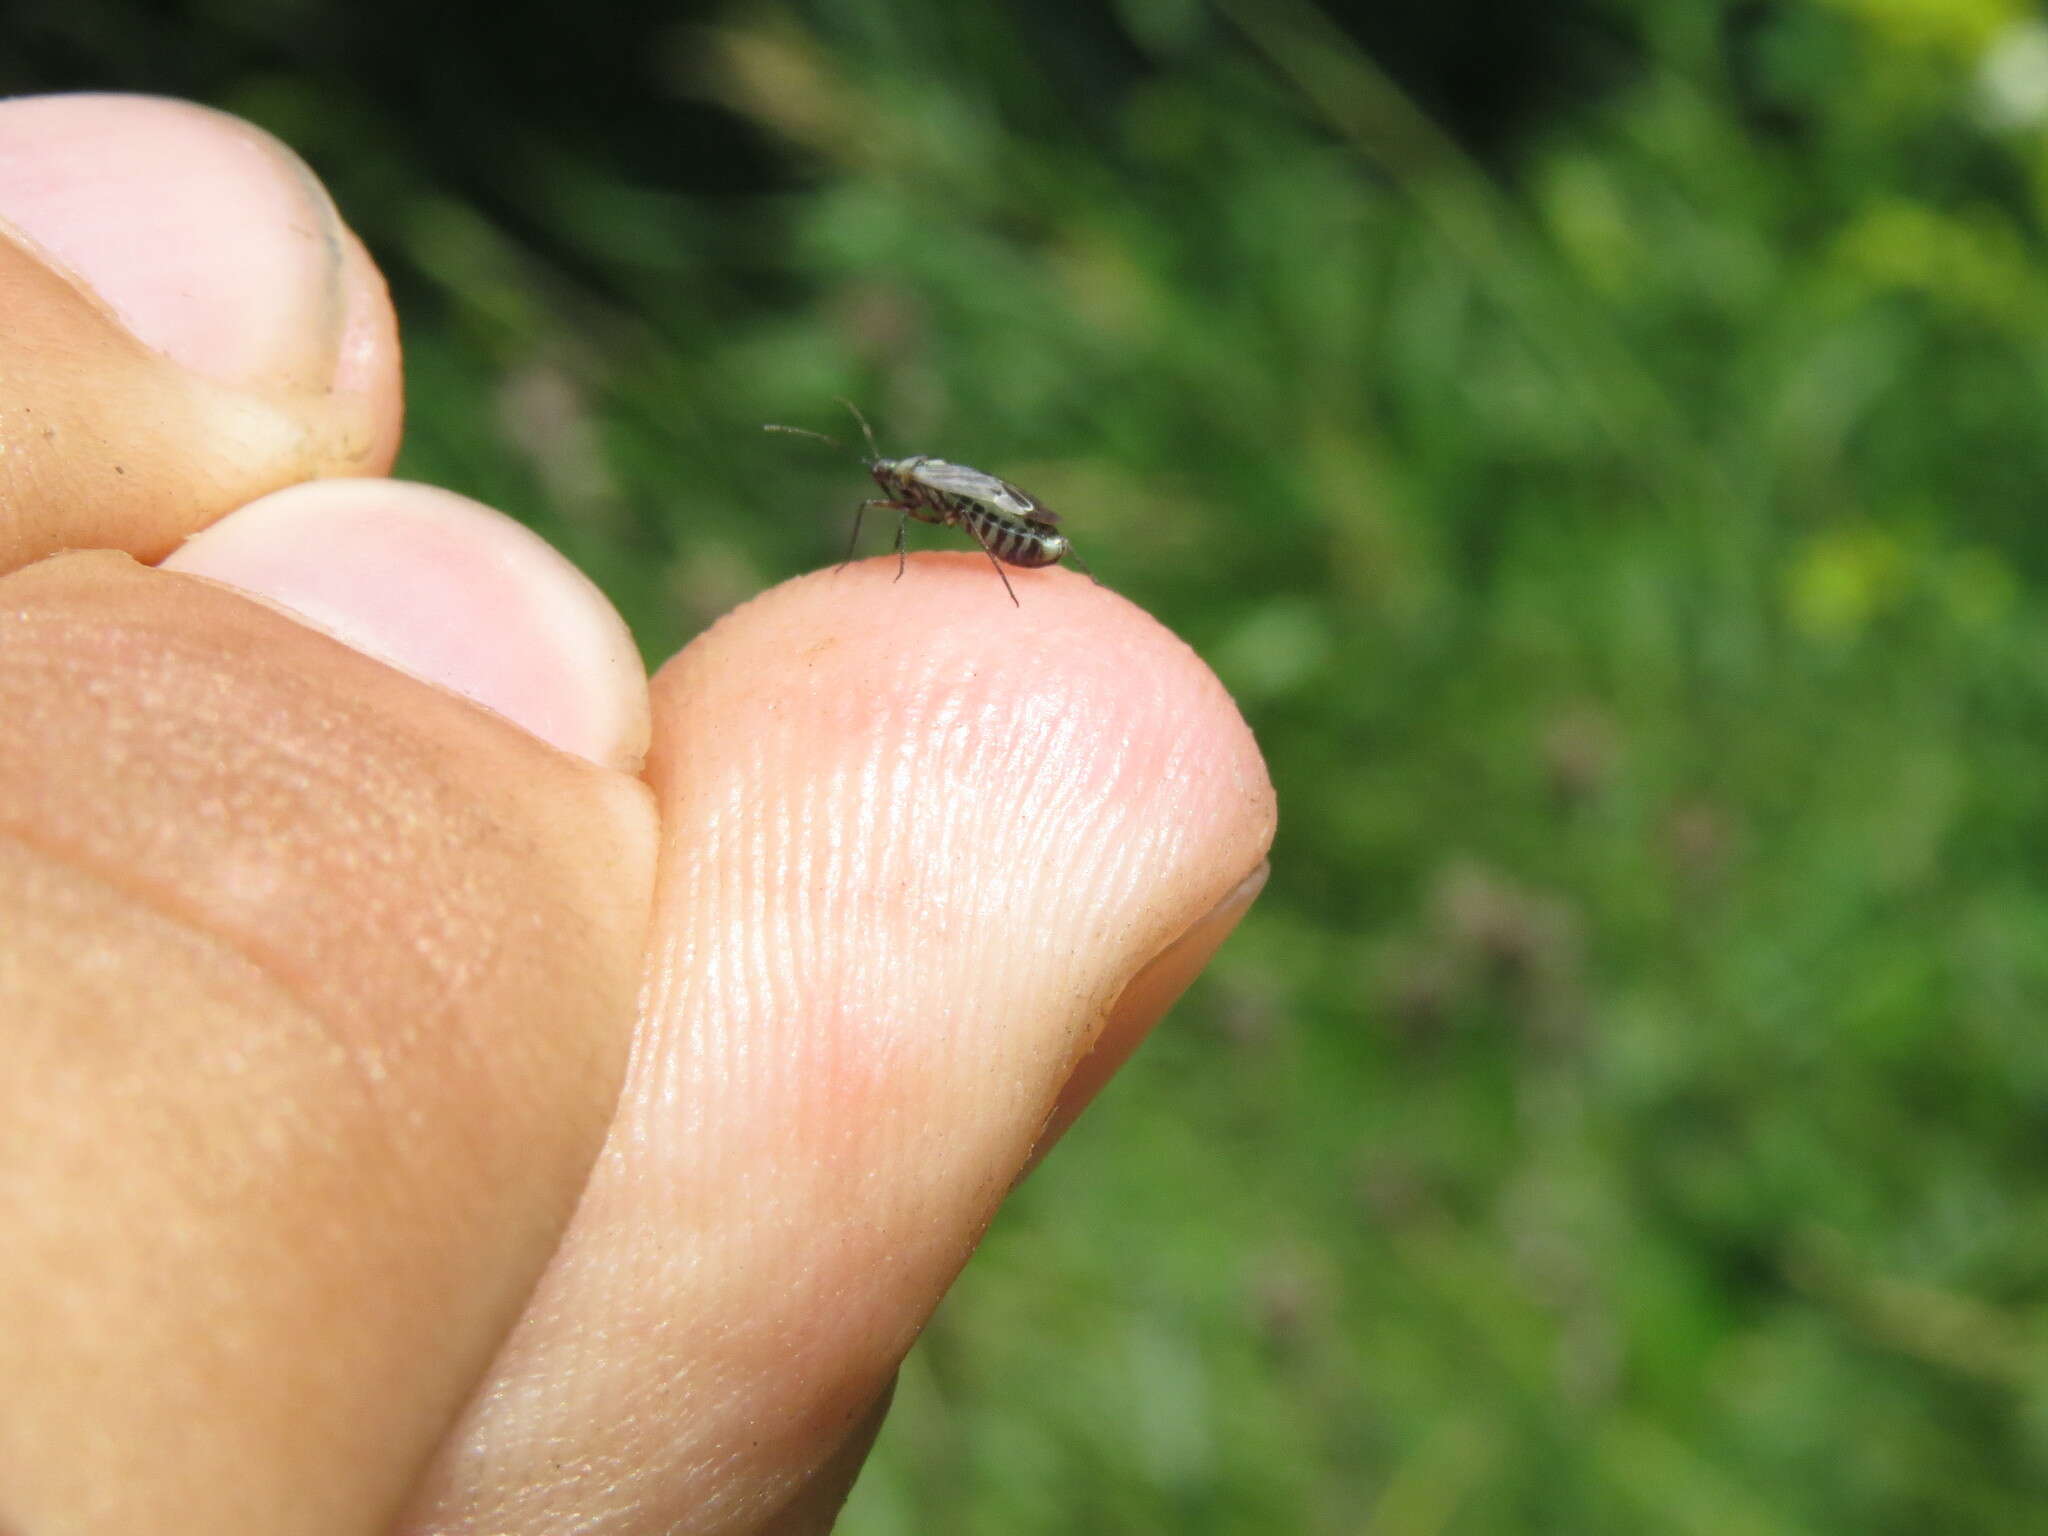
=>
[907,458,1058,523]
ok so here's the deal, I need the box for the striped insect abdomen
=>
[967,507,1068,568]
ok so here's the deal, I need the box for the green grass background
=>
[16,0,2048,1528]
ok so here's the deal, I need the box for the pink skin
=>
[163,480,652,773]
[0,93,401,424]
[0,93,1276,1536]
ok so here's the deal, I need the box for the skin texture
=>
[0,94,1277,1535]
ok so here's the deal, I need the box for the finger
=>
[0,94,403,574]
[164,478,651,772]
[401,556,1276,1533]
[0,553,657,1535]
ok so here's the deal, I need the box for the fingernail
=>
[1029,860,1271,1166]
[161,480,652,772]
[0,94,350,391]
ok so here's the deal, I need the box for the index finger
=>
[0,93,402,574]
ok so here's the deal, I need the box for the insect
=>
[765,401,1090,606]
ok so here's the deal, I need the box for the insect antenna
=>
[763,423,846,452]
[834,397,884,460]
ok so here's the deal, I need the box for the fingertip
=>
[660,548,1279,1131]
[161,480,650,772]
[0,95,407,573]
[0,94,393,412]
[712,551,1277,883]
[330,219,404,472]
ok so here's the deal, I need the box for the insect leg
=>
[843,498,905,569]
[962,522,1022,607]
[1062,543,1100,584]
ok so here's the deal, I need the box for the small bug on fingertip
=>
[765,400,1093,607]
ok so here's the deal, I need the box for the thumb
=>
[401,557,1277,1532]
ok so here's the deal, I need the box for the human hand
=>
[0,94,1275,1534]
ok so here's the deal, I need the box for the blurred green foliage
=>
[18,0,2048,1527]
